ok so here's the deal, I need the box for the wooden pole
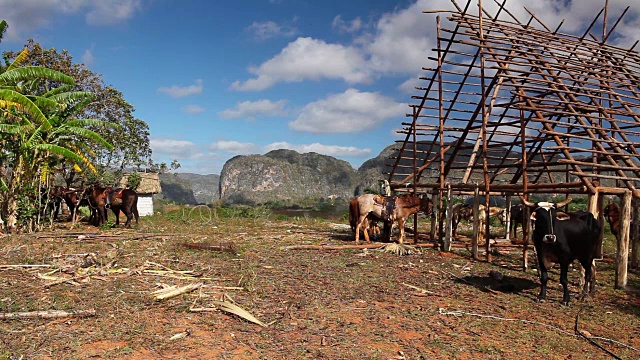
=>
[588,188,604,260]
[436,14,446,251]
[444,184,453,252]
[430,192,439,247]
[615,190,631,289]
[631,197,639,269]
[504,195,512,242]
[472,185,480,260]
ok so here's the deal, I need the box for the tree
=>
[0,26,114,231]
[4,40,152,184]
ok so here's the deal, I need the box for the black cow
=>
[41,186,65,220]
[62,187,88,223]
[522,197,599,305]
[508,204,525,240]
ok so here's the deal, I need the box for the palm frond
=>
[0,123,21,134]
[48,91,93,104]
[42,84,74,98]
[28,95,61,112]
[0,66,75,86]
[0,122,35,135]
[6,48,29,72]
[61,126,114,150]
[0,99,25,112]
[68,118,119,130]
[0,89,47,124]
[35,144,85,167]
[66,143,97,175]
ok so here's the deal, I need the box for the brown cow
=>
[354,193,433,244]
[451,203,472,238]
[105,187,140,228]
[83,185,108,226]
[349,197,380,240]
[603,202,621,237]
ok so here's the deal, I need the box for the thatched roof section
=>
[119,172,162,194]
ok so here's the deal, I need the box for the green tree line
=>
[0,21,160,232]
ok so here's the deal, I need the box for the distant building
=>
[119,172,162,216]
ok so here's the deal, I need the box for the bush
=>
[127,171,142,190]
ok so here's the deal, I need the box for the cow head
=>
[458,204,474,221]
[497,208,508,223]
[520,196,572,244]
[419,195,434,216]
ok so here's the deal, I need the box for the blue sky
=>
[2,0,639,175]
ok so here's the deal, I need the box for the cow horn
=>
[519,195,535,207]
[556,197,572,208]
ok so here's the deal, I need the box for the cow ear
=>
[556,212,570,221]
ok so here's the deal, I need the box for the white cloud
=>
[398,76,422,94]
[0,0,143,42]
[151,138,201,159]
[183,105,205,114]
[230,37,370,91]
[290,88,406,134]
[332,15,363,33]
[231,1,640,90]
[210,139,371,158]
[366,0,440,73]
[246,20,297,40]
[81,48,95,67]
[209,140,259,155]
[264,141,371,157]
[158,79,203,98]
[218,99,288,119]
[85,0,142,26]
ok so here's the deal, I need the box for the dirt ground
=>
[1,211,639,359]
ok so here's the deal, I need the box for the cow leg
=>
[124,207,132,228]
[535,247,549,302]
[133,206,139,225]
[452,217,459,239]
[560,263,571,305]
[579,258,596,298]
[355,215,369,244]
[112,208,121,226]
[397,218,404,244]
[382,221,392,242]
[522,232,530,271]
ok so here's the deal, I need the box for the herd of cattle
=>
[349,193,602,304]
[42,185,140,228]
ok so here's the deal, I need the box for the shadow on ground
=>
[457,272,539,294]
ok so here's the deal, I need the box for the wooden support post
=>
[615,190,631,289]
[430,192,439,247]
[485,195,492,263]
[522,204,531,271]
[438,189,446,250]
[504,195,512,242]
[472,186,480,260]
[444,184,453,252]
[588,189,604,260]
[631,198,639,269]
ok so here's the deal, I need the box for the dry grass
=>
[0,210,638,359]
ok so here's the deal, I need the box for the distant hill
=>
[158,173,219,205]
[218,149,358,205]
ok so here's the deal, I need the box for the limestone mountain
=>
[355,144,397,195]
[218,149,358,204]
[158,173,219,205]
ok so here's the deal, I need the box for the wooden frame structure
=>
[386,0,640,288]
